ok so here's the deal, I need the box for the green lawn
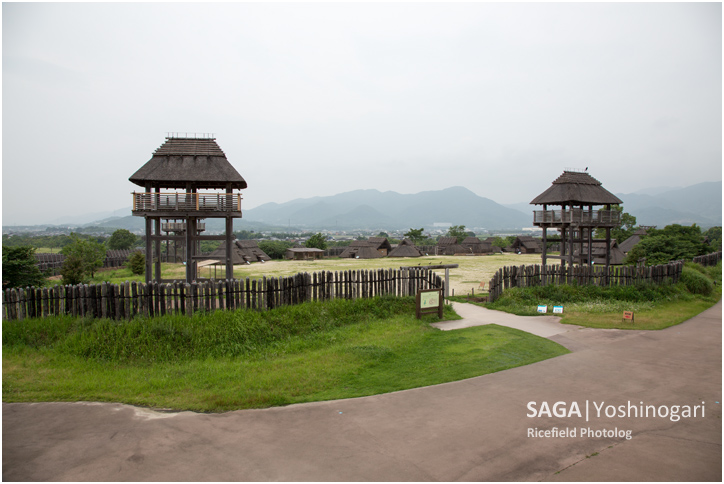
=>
[3,296,569,412]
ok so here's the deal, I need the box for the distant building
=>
[285,247,325,260]
[510,236,543,254]
[619,227,655,255]
[388,239,424,258]
[208,240,271,264]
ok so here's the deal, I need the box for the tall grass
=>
[3,296,570,412]
[3,296,433,363]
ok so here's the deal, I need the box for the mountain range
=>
[6,182,721,233]
[241,187,530,230]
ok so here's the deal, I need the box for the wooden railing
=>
[132,192,241,213]
[533,209,621,225]
[3,268,442,321]
[488,261,684,303]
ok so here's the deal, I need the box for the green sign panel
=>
[416,288,443,319]
[420,290,440,309]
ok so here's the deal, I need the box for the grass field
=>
[90,253,542,296]
[2,296,569,412]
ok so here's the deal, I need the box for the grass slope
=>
[461,262,722,330]
[3,296,568,412]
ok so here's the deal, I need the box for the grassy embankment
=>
[454,262,722,330]
[3,296,569,412]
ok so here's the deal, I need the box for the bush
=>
[680,265,714,296]
[2,245,46,289]
[126,251,145,275]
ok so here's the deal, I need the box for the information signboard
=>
[416,288,444,319]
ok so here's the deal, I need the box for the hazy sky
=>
[3,2,722,225]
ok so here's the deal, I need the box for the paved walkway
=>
[3,301,722,481]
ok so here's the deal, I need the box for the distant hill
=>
[616,181,721,228]
[7,182,718,234]
[242,187,530,230]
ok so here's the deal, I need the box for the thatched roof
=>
[460,236,492,254]
[339,242,384,259]
[129,137,247,190]
[208,240,270,263]
[388,239,423,258]
[530,171,622,206]
[368,237,392,251]
[437,236,459,246]
[511,236,543,253]
[574,241,626,265]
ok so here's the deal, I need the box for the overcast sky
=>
[3,2,722,226]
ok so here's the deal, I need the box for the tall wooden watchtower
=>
[530,170,622,270]
[129,134,247,283]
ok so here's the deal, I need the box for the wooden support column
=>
[145,216,153,284]
[225,217,233,281]
[225,183,234,281]
[154,217,162,282]
[186,217,195,282]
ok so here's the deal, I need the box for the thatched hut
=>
[619,227,654,255]
[339,241,385,259]
[368,237,393,256]
[129,135,247,283]
[460,236,492,255]
[388,239,424,258]
[511,236,543,254]
[208,240,271,264]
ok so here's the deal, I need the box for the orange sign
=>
[623,311,634,322]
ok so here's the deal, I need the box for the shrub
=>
[126,251,145,275]
[2,245,46,289]
[680,265,714,296]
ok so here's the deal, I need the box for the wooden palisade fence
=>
[488,261,685,303]
[693,251,722,267]
[2,268,442,322]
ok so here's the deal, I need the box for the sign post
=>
[623,311,634,323]
[416,288,444,319]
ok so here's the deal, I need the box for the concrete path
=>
[3,301,722,481]
[433,302,581,339]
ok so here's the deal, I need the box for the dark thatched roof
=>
[207,240,270,263]
[388,239,424,258]
[129,137,247,190]
[530,171,622,206]
[339,242,384,259]
[437,236,459,246]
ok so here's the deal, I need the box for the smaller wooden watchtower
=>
[530,170,622,270]
[129,134,247,283]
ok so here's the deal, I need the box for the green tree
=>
[305,233,328,250]
[404,228,425,245]
[625,224,708,265]
[126,251,145,275]
[61,233,107,282]
[446,225,468,243]
[704,226,722,252]
[595,206,637,242]
[2,246,46,289]
[258,241,294,260]
[107,229,138,250]
[60,253,86,285]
